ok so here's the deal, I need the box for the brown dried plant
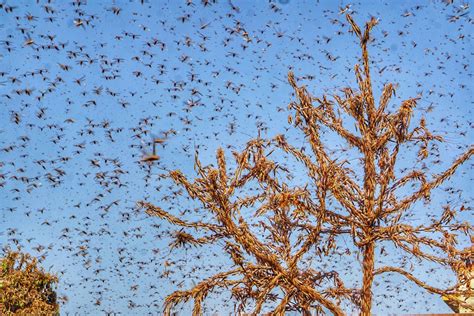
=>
[140,14,473,315]
[0,248,59,315]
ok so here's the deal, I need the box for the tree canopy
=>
[0,249,59,315]
[141,14,473,315]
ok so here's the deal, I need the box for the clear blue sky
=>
[0,0,472,314]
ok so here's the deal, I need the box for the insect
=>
[141,137,166,162]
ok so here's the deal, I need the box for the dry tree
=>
[140,14,473,315]
[0,248,60,315]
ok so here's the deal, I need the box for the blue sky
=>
[0,0,472,314]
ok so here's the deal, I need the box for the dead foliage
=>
[140,14,473,315]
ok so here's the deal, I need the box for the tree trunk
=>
[360,241,375,316]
